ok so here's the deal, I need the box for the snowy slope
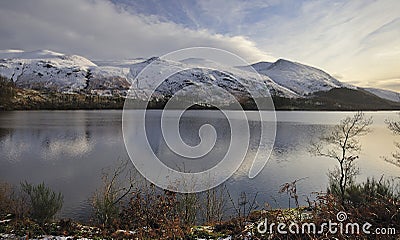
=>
[0,50,130,93]
[250,59,351,96]
[126,57,299,102]
[363,88,400,102]
[0,50,297,101]
[182,58,299,98]
[0,50,96,91]
[1,50,398,104]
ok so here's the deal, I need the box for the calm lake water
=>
[0,110,399,221]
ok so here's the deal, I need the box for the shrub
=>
[91,159,133,228]
[176,192,199,226]
[21,181,63,224]
[120,185,186,239]
[0,181,29,220]
[91,185,120,228]
[328,177,399,207]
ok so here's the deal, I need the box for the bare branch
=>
[384,114,400,166]
[309,112,372,205]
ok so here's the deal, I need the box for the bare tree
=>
[310,112,373,205]
[385,114,400,167]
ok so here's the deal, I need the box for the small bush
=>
[21,181,63,224]
[328,177,398,206]
[91,186,120,228]
[91,159,133,228]
[120,186,186,239]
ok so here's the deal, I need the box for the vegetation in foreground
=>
[1,177,399,239]
[1,113,400,239]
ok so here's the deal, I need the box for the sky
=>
[0,0,399,91]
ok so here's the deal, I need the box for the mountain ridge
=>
[0,49,399,110]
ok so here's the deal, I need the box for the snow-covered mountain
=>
[0,49,399,105]
[249,59,353,96]
[0,50,131,94]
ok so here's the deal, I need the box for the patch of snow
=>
[89,66,130,78]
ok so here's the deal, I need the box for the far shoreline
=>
[2,107,400,112]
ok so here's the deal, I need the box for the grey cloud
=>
[0,0,272,62]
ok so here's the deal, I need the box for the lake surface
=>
[0,110,399,221]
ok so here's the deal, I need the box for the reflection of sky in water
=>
[144,110,232,172]
[0,111,128,221]
[0,110,399,220]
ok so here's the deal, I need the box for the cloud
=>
[0,0,272,63]
[0,0,398,91]
[247,0,400,90]
[195,0,274,34]
[365,77,400,92]
[112,0,400,91]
